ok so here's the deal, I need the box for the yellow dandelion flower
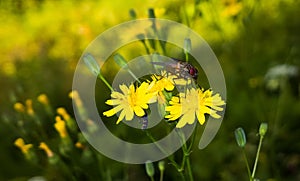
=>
[37,94,49,105]
[165,88,225,128]
[221,0,243,17]
[39,142,54,157]
[54,116,68,138]
[148,74,174,104]
[14,138,33,154]
[14,102,25,113]
[75,142,85,149]
[25,99,34,116]
[69,90,82,107]
[57,107,70,120]
[103,82,156,124]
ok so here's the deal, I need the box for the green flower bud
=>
[158,161,165,171]
[184,38,192,54]
[145,160,155,177]
[234,127,247,148]
[83,53,100,76]
[259,122,268,137]
[129,9,137,19]
[114,54,128,69]
[148,8,156,19]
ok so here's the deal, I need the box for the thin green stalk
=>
[242,149,252,181]
[127,70,141,84]
[252,136,263,179]
[98,74,113,91]
[145,131,182,173]
[187,124,198,152]
[177,129,194,180]
[186,155,194,181]
[160,170,164,181]
[150,176,154,181]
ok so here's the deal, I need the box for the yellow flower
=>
[165,88,225,128]
[14,102,25,113]
[75,142,85,149]
[14,138,33,154]
[54,116,68,138]
[148,74,175,104]
[221,0,243,17]
[39,142,54,157]
[57,107,71,120]
[69,90,82,107]
[37,94,49,105]
[25,99,35,116]
[103,82,156,124]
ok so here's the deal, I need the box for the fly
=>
[152,58,198,80]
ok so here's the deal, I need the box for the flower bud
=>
[129,9,137,19]
[259,122,268,137]
[234,127,247,148]
[158,161,165,171]
[145,160,155,177]
[114,53,128,68]
[148,8,156,19]
[83,53,100,76]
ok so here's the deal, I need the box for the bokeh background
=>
[0,0,299,180]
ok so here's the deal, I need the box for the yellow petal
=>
[134,106,145,117]
[176,112,195,128]
[116,110,126,124]
[111,91,124,98]
[125,107,134,120]
[120,84,129,95]
[103,105,123,117]
[196,111,205,125]
[105,99,122,105]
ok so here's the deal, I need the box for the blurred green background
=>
[0,0,299,180]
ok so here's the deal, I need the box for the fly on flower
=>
[152,58,198,81]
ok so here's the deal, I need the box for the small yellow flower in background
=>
[165,88,225,128]
[37,94,49,105]
[39,142,54,157]
[54,116,68,138]
[75,142,85,149]
[14,102,25,113]
[57,107,71,121]
[221,0,243,17]
[25,99,35,116]
[103,82,156,124]
[14,138,33,154]
[69,90,82,107]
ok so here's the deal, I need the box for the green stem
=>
[177,129,194,181]
[150,176,154,181]
[146,131,182,173]
[160,169,164,181]
[187,124,198,152]
[242,149,252,181]
[185,53,189,63]
[98,74,113,91]
[127,70,141,84]
[186,155,194,181]
[252,136,263,179]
